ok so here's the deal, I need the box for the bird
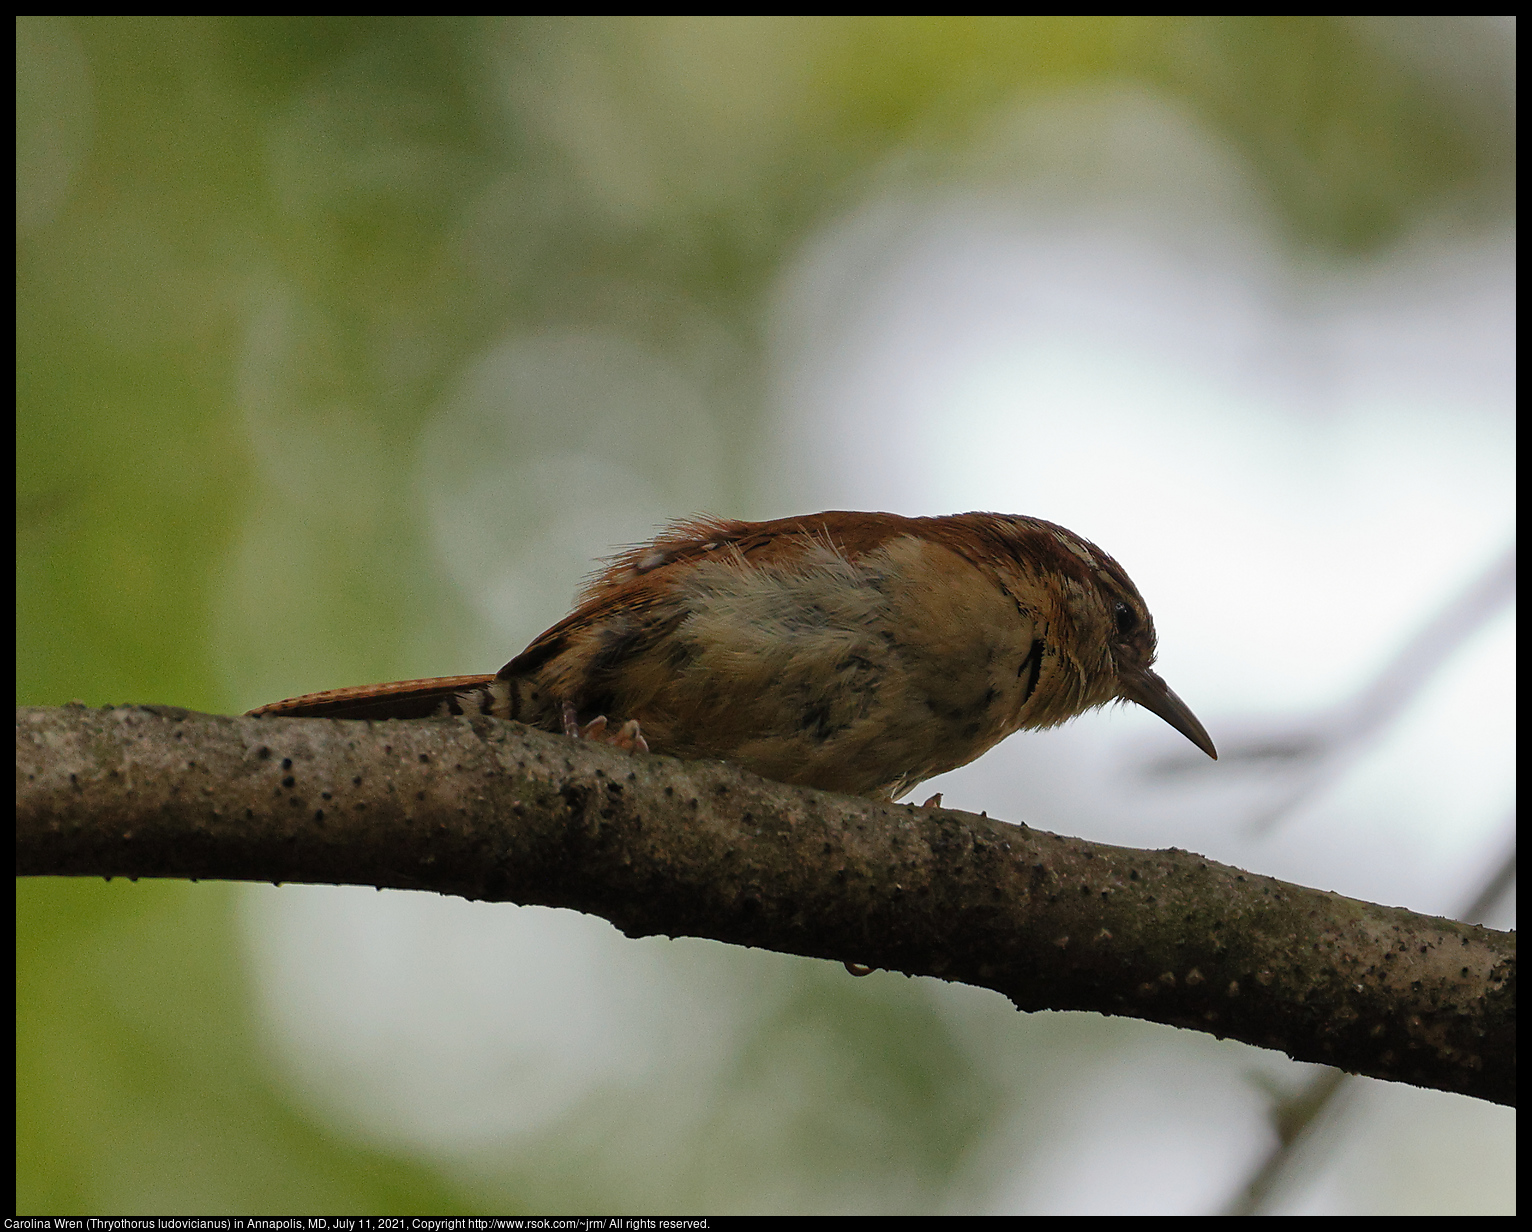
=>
[249,511,1216,800]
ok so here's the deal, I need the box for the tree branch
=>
[16,704,1514,1107]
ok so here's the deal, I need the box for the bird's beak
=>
[1120,670,1217,759]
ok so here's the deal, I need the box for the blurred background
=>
[16,16,1515,1215]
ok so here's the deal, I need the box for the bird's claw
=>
[562,702,648,754]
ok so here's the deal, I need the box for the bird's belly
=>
[643,614,1025,799]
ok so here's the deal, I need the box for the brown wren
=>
[250,511,1216,800]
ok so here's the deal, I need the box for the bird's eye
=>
[1113,601,1138,638]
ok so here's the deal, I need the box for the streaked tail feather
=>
[247,675,500,720]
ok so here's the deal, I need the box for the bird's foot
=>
[561,702,649,754]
